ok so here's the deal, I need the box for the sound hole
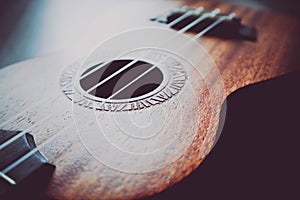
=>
[80,60,164,100]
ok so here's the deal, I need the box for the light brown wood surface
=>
[192,1,300,95]
[0,1,300,199]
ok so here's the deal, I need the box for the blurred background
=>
[0,0,300,68]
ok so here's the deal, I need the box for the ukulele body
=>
[0,1,300,199]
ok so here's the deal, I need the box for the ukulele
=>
[1,1,300,199]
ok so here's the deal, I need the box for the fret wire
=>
[178,8,221,34]
[152,6,189,23]
[167,10,194,27]
[155,8,221,49]
[0,171,16,185]
[0,7,237,183]
[167,7,204,28]
[193,13,236,39]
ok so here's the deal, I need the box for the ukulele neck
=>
[152,3,300,95]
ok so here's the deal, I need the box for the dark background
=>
[1,0,300,69]
[0,1,300,199]
[145,69,300,200]
[146,1,300,199]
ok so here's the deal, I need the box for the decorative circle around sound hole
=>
[79,60,164,100]
[60,48,187,112]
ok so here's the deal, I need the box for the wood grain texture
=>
[0,1,300,200]
[190,1,300,95]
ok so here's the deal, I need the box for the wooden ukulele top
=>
[0,1,299,200]
[191,1,300,96]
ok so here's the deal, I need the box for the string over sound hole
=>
[80,60,164,100]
